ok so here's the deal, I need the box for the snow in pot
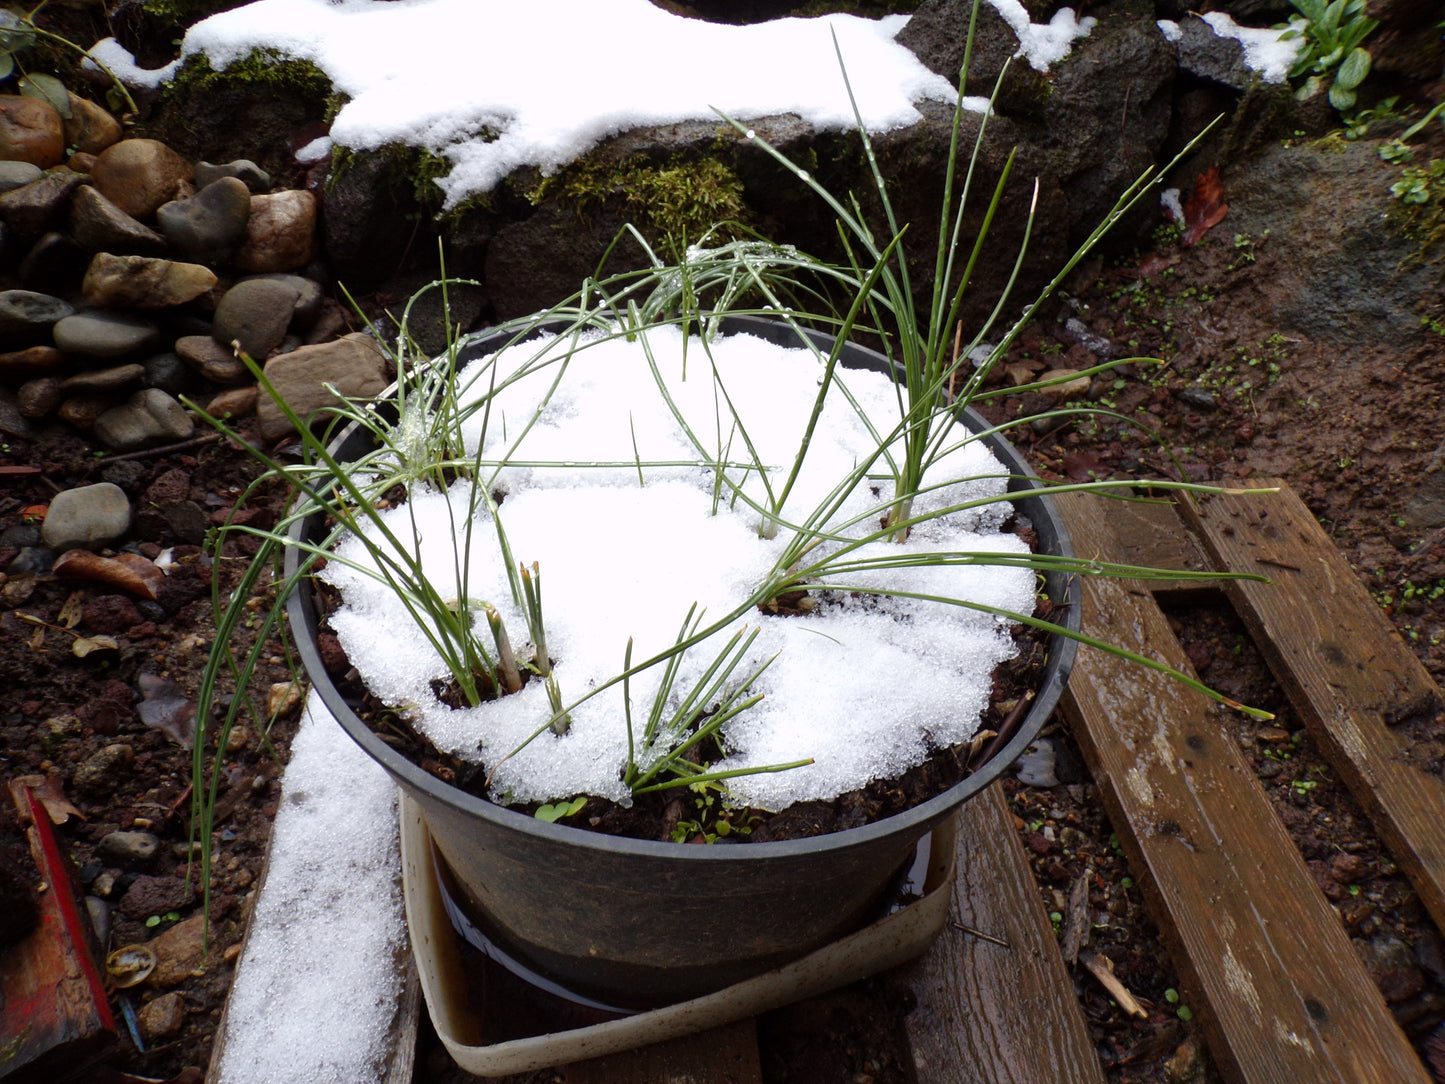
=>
[318,321,1038,812]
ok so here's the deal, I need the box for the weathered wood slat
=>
[1181,481,1445,937]
[1100,492,1215,596]
[1055,490,1430,1084]
[899,783,1106,1084]
[561,1019,762,1083]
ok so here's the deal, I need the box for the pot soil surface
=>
[4,159,1445,1083]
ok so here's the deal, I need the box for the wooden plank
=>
[1054,490,1431,1084]
[1098,492,1216,596]
[1180,481,1445,936]
[561,1018,762,1084]
[898,783,1106,1084]
[1,781,117,1084]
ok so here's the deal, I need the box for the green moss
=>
[531,154,750,249]
[1388,158,1445,265]
[168,48,333,99]
[327,142,487,217]
[142,0,248,20]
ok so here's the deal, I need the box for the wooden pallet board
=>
[1181,481,1445,937]
[1055,490,1431,1084]
[898,783,1106,1084]
[561,1019,762,1084]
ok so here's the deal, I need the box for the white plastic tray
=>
[399,794,958,1077]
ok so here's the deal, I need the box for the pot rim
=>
[284,314,1081,860]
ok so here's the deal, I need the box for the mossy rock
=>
[142,50,334,180]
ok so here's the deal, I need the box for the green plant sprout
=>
[0,3,139,115]
[1278,0,1378,112]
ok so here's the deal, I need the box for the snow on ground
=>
[90,0,1098,207]
[211,692,407,1084]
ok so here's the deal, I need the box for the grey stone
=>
[1173,15,1253,91]
[82,252,217,310]
[69,185,168,255]
[0,289,73,345]
[0,161,42,193]
[98,830,160,867]
[195,158,271,193]
[40,481,132,550]
[212,277,306,359]
[72,742,134,793]
[157,176,252,263]
[175,334,249,384]
[60,363,146,396]
[138,992,187,1041]
[245,272,323,328]
[257,333,390,439]
[53,310,161,361]
[16,377,60,419]
[0,170,85,236]
[93,388,195,452]
[17,231,87,292]
[0,386,40,439]
[1355,936,1426,1003]
[7,546,53,573]
[143,352,205,396]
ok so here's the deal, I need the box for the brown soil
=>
[5,109,1445,1084]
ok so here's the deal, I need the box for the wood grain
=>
[898,783,1107,1084]
[1096,491,1215,596]
[562,1018,762,1084]
[1056,490,1430,1084]
[1181,481,1445,936]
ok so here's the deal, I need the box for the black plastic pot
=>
[285,315,1081,1009]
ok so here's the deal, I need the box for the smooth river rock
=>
[82,253,217,310]
[41,482,132,551]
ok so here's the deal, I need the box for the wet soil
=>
[4,132,1445,1084]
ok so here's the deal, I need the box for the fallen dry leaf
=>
[1182,165,1228,247]
[52,549,163,600]
[13,773,86,824]
[71,634,119,658]
[1063,451,1108,481]
[58,590,84,629]
[1005,359,1044,386]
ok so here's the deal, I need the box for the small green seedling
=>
[534,797,587,823]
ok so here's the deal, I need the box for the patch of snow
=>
[84,37,181,88]
[1200,11,1302,84]
[322,326,1036,811]
[1160,187,1184,223]
[210,692,406,1084]
[295,135,332,164]
[985,0,1096,72]
[149,0,959,206]
[1156,19,1183,44]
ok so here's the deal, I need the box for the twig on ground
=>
[1079,950,1148,1017]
